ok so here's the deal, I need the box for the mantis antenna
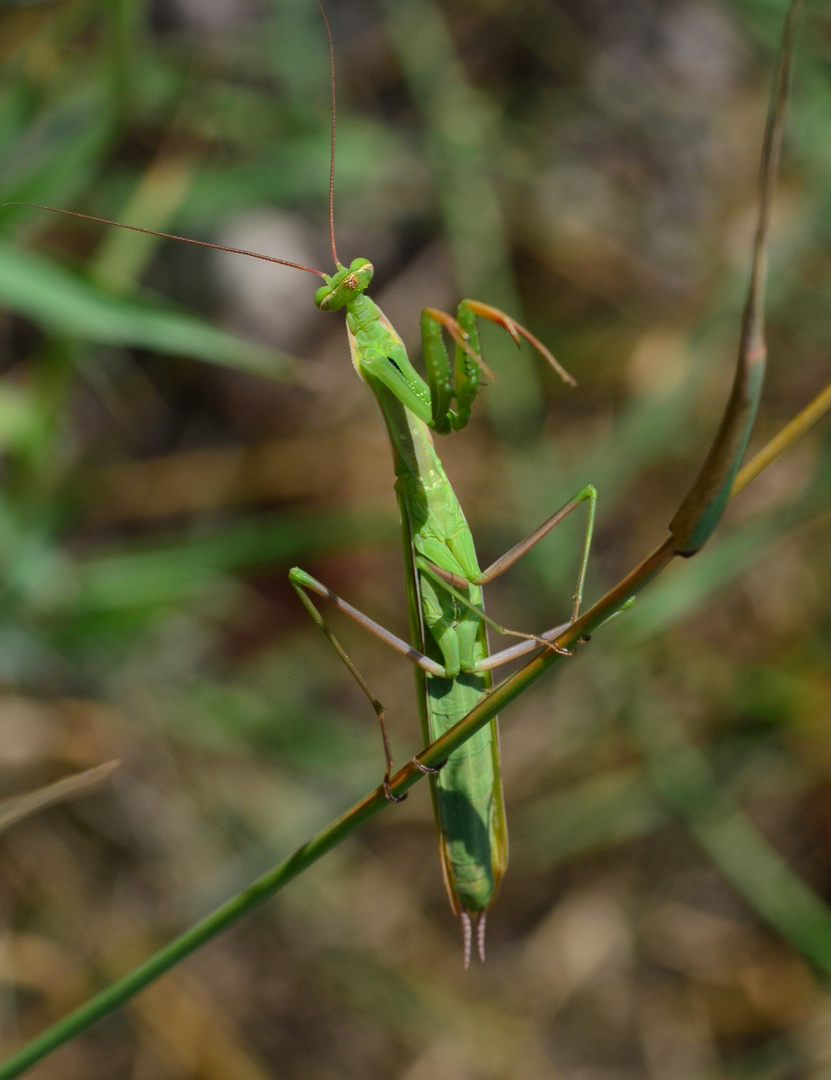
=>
[0,204,328,279]
[318,0,341,269]
[4,6,344,278]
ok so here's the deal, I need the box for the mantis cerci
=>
[4,0,802,972]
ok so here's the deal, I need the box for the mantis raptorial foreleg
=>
[418,299,574,434]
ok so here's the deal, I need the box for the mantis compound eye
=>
[314,260,374,311]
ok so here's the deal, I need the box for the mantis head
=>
[315,258,374,311]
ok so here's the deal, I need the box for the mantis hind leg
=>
[476,483,597,624]
[290,567,405,802]
[418,484,599,671]
[288,567,451,802]
[416,558,572,661]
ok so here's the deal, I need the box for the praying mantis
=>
[272,11,602,964]
[4,0,802,971]
[288,259,596,965]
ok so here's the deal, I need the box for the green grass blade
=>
[0,241,292,377]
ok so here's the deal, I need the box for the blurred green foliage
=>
[2,0,831,1077]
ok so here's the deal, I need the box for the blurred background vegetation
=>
[1,0,831,1076]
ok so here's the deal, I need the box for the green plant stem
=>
[731,376,831,498]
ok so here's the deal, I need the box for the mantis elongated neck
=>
[344,290,378,334]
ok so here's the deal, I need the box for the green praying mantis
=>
[5,0,802,969]
[289,262,596,965]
